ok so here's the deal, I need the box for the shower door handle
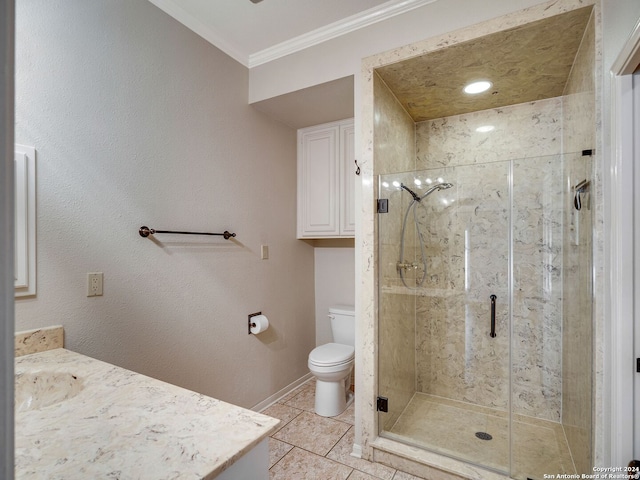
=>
[490,295,497,338]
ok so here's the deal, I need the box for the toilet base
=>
[314,376,354,417]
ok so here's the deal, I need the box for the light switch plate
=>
[260,245,269,260]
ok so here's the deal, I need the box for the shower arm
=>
[400,184,420,202]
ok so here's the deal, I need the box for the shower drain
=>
[475,432,493,441]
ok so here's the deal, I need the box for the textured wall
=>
[14,0,315,409]
[314,247,355,346]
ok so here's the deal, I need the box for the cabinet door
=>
[297,125,340,237]
[340,122,355,236]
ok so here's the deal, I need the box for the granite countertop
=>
[15,348,280,479]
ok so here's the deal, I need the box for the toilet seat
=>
[308,343,354,367]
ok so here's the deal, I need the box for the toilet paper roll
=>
[250,315,269,335]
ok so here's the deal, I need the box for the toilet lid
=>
[309,343,354,366]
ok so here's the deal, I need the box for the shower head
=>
[419,182,454,200]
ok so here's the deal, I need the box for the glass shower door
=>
[377,160,511,474]
[510,152,592,479]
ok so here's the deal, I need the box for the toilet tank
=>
[329,305,355,346]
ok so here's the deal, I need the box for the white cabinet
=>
[297,119,355,238]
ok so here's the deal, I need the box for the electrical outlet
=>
[87,272,103,297]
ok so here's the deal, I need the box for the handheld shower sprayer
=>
[400,182,452,203]
[397,180,454,289]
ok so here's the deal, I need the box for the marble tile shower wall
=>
[562,152,593,473]
[374,72,419,429]
[411,97,566,421]
[415,97,563,169]
[561,11,595,474]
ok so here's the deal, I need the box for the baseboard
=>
[252,372,314,412]
[350,443,363,459]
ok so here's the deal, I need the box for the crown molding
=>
[147,0,250,67]
[248,0,439,68]
[149,0,439,69]
[611,17,640,75]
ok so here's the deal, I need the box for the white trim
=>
[148,0,439,68]
[612,18,640,75]
[350,443,363,459]
[248,0,438,68]
[251,373,313,412]
[609,19,640,466]
[13,145,35,297]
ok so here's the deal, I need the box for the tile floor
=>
[262,380,425,480]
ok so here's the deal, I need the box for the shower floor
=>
[384,393,576,480]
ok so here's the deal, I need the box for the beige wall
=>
[314,247,356,346]
[14,0,315,409]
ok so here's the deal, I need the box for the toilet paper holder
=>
[248,312,262,334]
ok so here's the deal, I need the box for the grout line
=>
[324,425,352,458]
[268,440,295,472]
[270,402,304,432]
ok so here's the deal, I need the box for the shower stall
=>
[377,152,593,479]
[364,3,596,479]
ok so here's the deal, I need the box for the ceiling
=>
[375,6,594,122]
[147,0,436,68]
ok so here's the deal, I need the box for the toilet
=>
[308,305,355,417]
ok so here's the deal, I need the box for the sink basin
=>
[15,371,84,412]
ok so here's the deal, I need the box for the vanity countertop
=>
[15,348,280,479]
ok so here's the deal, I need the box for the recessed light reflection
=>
[392,181,400,187]
[476,125,495,133]
[464,80,492,94]
[414,179,422,186]
[382,181,389,188]
[437,177,444,183]
[425,178,433,184]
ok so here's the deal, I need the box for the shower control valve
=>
[397,261,419,271]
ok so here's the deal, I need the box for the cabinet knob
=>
[354,159,361,176]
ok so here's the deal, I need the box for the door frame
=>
[609,18,640,466]
[1,0,16,478]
